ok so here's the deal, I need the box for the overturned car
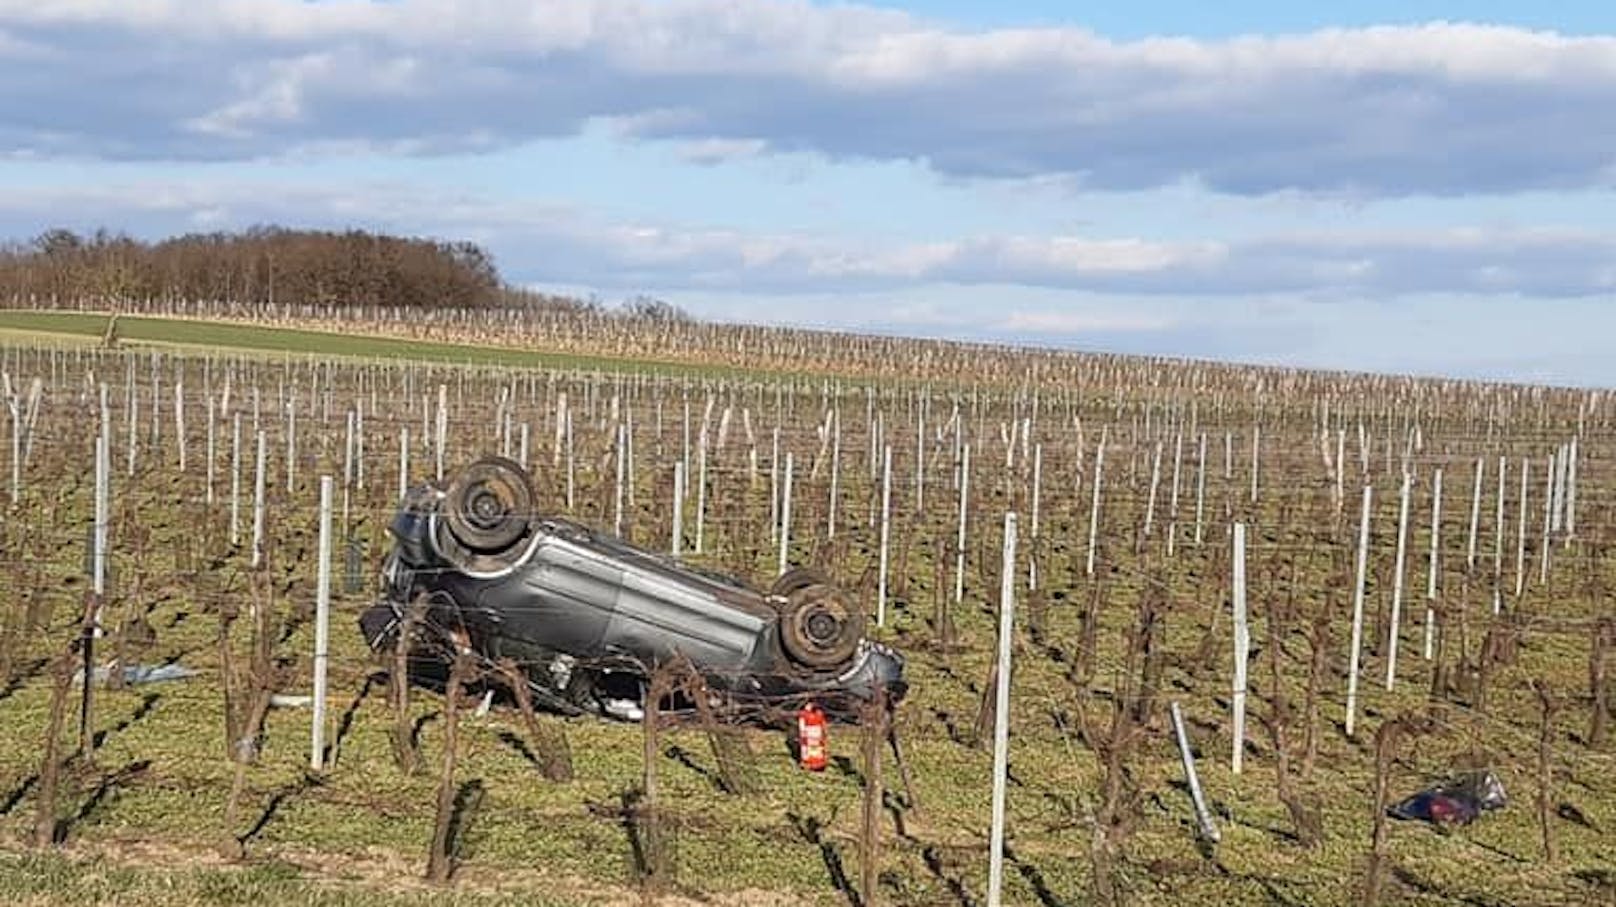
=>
[360,457,905,723]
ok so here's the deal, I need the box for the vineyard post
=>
[1539,453,1553,586]
[285,393,296,493]
[1335,429,1346,515]
[1515,459,1529,598]
[1194,432,1208,546]
[1250,425,1260,505]
[1171,701,1219,843]
[252,430,267,571]
[955,443,970,603]
[1564,436,1577,541]
[827,409,840,540]
[552,392,566,467]
[682,398,691,491]
[499,401,511,459]
[175,379,187,472]
[125,377,138,476]
[341,408,355,527]
[93,397,108,611]
[356,398,366,490]
[230,413,242,545]
[745,407,758,487]
[1494,456,1506,580]
[1029,443,1041,590]
[696,429,708,553]
[1550,444,1565,535]
[1144,441,1162,537]
[1425,468,1442,660]
[769,426,780,540]
[81,418,109,762]
[206,394,216,505]
[779,450,795,575]
[1467,457,1483,570]
[149,360,160,449]
[435,383,447,481]
[672,460,684,555]
[398,427,409,502]
[1167,429,1183,555]
[986,511,1017,907]
[614,422,626,537]
[915,400,925,514]
[1086,430,1106,577]
[4,372,18,502]
[877,445,891,626]
[1231,522,1249,774]
[1346,485,1373,737]
[564,408,574,512]
[1386,470,1411,690]
[311,476,332,772]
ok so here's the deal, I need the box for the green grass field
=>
[0,310,764,380]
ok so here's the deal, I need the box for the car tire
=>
[770,567,831,599]
[443,456,535,555]
[776,578,864,670]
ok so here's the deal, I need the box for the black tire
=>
[770,567,832,599]
[777,580,864,670]
[443,456,535,555]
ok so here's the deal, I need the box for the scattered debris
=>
[1170,701,1220,844]
[1389,771,1507,826]
[269,694,313,709]
[74,663,197,686]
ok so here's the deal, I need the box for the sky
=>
[1,1,1613,387]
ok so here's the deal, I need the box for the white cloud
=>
[3,2,1616,195]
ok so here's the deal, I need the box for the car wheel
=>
[443,456,535,555]
[770,566,832,599]
[778,581,864,670]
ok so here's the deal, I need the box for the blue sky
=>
[1,0,1613,386]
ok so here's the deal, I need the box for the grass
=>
[0,848,584,907]
[0,310,773,380]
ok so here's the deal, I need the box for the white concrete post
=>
[252,429,267,569]
[230,413,242,546]
[1085,431,1106,577]
[1345,485,1372,737]
[955,443,970,604]
[672,460,684,555]
[1424,468,1442,660]
[1231,522,1248,774]
[778,451,795,574]
[1386,470,1411,690]
[311,475,333,772]
[986,511,1018,907]
[876,446,892,626]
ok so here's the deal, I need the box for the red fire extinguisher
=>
[797,702,828,771]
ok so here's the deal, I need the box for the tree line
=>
[0,226,692,321]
